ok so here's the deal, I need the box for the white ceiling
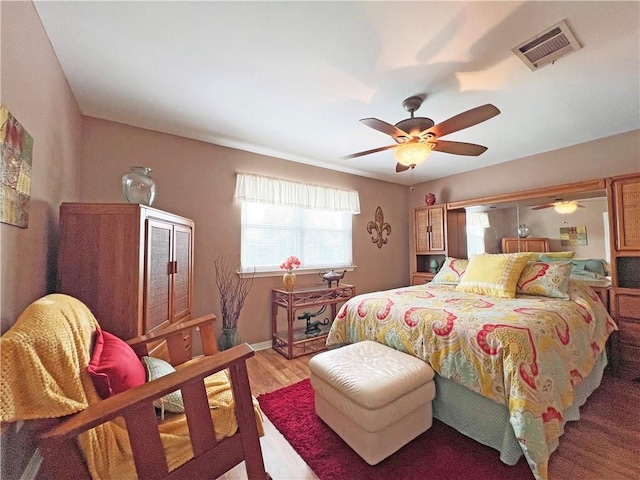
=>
[33,1,640,186]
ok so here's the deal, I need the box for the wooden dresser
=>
[57,203,194,340]
[502,237,550,254]
[607,173,640,381]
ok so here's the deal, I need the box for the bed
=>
[326,254,616,480]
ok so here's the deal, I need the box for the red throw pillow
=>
[87,328,146,399]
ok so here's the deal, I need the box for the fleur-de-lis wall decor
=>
[367,206,391,249]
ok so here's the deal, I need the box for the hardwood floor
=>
[217,349,317,480]
[220,348,640,480]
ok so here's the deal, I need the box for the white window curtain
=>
[466,211,490,257]
[234,173,359,273]
[234,172,360,214]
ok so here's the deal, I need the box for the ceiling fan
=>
[532,200,585,214]
[341,96,500,173]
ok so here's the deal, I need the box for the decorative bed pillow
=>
[431,257,469,285]
[456,253,530,298]
[529,251,575,261]
[539,256,608,278]
[516,261,572,299]
[141,356,185,414]
[570,269,605,282]
[568,258,608,276]
[87,328,146,399]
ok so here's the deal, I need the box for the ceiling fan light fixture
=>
[395,141,433,167]
[554,201,579,214]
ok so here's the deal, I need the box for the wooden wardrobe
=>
[57,203,194,340]
[607,173,640,380]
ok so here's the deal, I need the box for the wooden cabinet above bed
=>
[412,205,466,283]
[414,205,446,253]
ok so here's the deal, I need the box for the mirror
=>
[464,203,518,255]
[462,189,609,262]
[515,195,608,260]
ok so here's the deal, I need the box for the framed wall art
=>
[1,105,33,228]
[560,226,588,246]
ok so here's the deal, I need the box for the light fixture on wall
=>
[554,201,579,214]
[394,140,434,167]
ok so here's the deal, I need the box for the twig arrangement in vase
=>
[214,254,255,350]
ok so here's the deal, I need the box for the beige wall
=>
[80,117,410,345]
[0,1,82,333]
[0,1,82,477]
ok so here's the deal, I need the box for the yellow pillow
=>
[528,251,575,261]
[456,253,531,298]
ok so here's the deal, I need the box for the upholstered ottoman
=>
[309,340,436,465]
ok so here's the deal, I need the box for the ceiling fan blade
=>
[360,118,410,140]
[426,104,500,138]
[396,163,412,173]
[531,203,555,210]
[340,144,398,160]
[431,140,488,156]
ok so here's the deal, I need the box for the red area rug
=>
[257,378,534,480]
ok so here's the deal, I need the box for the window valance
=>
[466,211,490,227]
[234,173,361,214]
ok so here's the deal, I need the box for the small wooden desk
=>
[271,284,356,359]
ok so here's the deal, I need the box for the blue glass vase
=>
[217,327,241,351]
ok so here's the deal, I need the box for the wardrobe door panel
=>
[146,219,173,333]
[173,225,193,323]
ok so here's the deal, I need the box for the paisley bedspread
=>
[326,281,617,480]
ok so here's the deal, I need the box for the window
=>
[241,203,353,272]
[234,173,360,274]
[466,211,490,257]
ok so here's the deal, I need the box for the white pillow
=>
[142,356,185,416]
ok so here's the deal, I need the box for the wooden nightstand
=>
[411,272,435,286]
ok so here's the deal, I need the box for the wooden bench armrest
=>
[40,343,253,442]
[38,343,267,479]
[127,314,218,363]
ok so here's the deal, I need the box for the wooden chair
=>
[1,295,268,480]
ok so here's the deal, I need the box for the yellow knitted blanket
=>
[0,294,263,479]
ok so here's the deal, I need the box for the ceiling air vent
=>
[512,20,582,71]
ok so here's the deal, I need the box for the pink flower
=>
[280,256,301,273]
